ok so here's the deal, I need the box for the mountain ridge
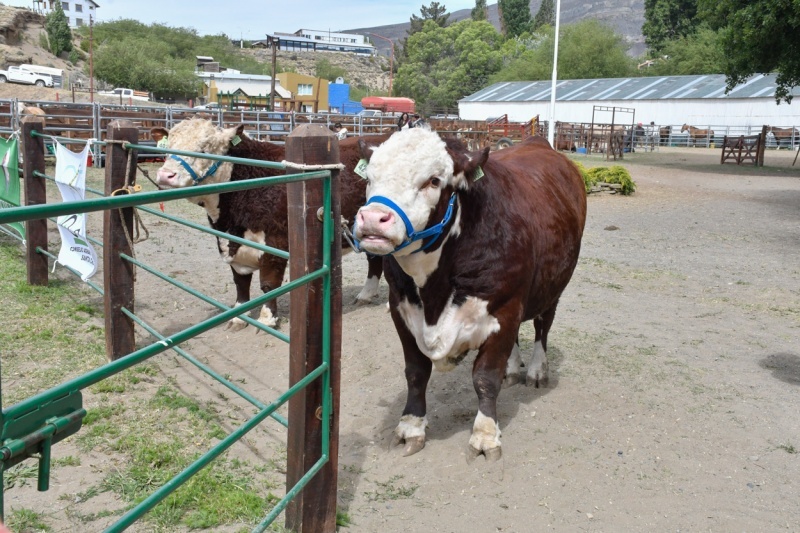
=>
[346,0,645,58]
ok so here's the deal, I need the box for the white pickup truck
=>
[98,87,151,101]
[0,66,54,87]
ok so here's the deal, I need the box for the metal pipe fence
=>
[0,119,341,532]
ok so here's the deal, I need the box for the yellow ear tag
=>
[472,166,485,181]
[230,135,241,146]
[354,158,369,180]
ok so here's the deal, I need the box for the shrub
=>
[584,165,636,195]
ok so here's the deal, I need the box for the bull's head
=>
[156,118,243,189]
[354,127,489,256]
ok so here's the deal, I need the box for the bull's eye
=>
[423,177,441,189]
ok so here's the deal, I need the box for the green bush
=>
[571,160,592,193]
[584,165,636,195]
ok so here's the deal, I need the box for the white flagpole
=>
[547,0,562,148]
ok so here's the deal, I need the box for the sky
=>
[7,0,480,38]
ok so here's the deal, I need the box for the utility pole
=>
[269,35,278,111]
[89,15,94,103]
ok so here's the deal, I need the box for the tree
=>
[409,2,451,35]
[532,0,555,31]
[648,25,725,76]
[395,20,505,113]
[490,19,635,83]
[698,0,800,103]
[471,0,488,21]
[45,3,73,57]
[498,0,532,38]
[642,0,698,54]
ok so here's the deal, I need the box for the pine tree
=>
[45,3,73,57]
[472,0,489,21]
[533,0,555,30]
[498,0,532,37]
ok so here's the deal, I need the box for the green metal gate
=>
[0,118,342,532]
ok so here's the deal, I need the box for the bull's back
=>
[480,139,586,316]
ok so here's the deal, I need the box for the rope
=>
[112,145,151,280]
[280,161,345,171]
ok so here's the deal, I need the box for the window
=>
[62,2,69,10]
[297,84,313,96]
[75,3,82,12]
[76,18,83,26]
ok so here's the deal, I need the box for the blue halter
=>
[169,154,222,185]
[355,192,458,255]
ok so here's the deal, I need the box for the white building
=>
[259,29,375,56]
[459,74,800,129]
[34,0,98,27]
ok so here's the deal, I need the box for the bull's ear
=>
[449,146,489,188]
[358,138,376,161]
[220,124,246,146]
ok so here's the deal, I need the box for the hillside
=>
[349,0,646,57]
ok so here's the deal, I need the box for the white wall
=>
[459,98,800,128]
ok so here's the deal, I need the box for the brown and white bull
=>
[354,128,586,460]
[156,118,385,330]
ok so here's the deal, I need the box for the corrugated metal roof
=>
[461,74,800,103]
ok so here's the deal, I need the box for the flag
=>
[55,140,98,281]
[0,137,25,241]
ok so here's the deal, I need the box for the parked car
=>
[0,66,54,87]
[98,88,151,101]
[192,102,221,110]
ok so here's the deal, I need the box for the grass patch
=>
[3,463,38,490]
[6,508,52,532]
[364,475,418,503]
[777,442,797,454]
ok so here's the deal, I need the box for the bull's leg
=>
[502,340,523,388]
[354,254,383,304]
[257,256,288,328]
[469,331,516,462]
[391,305,432,457]
[225,268,253,332]
[527,304,557,387]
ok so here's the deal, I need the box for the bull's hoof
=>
[525,372,549,388]
[402,436,425,456]
[502,373,522,388]
[466,445,502,463]
[225,317,248,332]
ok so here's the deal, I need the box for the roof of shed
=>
[461,74,800,103]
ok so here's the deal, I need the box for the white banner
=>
[55,140,98,281]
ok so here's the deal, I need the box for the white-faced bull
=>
[354,128,587,460]
[156,118,386,330]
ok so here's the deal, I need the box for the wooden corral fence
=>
[1,118,343,532]
[720,126,767,166]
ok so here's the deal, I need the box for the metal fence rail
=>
[1,118,341,532]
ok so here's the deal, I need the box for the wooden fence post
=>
[21,116,49,286]
[285,124,342,533]
[103,120,138,360]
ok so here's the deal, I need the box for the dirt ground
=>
[4,146,800,531]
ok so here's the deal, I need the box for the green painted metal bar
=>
[119,252,287,341]
[0,170,330,225]
[0,226,23,243]
[29,131,107,147]
[105,361,328,533]
[3,266,327,422]
[120,307,288,428]
[252,454,329,533]
[124,142,286,171]
[136,205,289,260]
[320,176,333,467]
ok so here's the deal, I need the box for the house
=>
[197,71,292,110]
[257,30,375,56]
[34,0,99,27]
[275,72,330,113]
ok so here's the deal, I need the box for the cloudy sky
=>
[6,0,480,37]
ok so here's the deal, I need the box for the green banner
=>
[0,137,25,241]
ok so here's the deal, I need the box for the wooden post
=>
[21,116,49,286]
[758,125,768,167]
[285,124,342,533]
[103,120,138,360]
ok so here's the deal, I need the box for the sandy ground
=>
[3,146,800,531]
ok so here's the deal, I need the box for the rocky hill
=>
[349,0,646,58]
